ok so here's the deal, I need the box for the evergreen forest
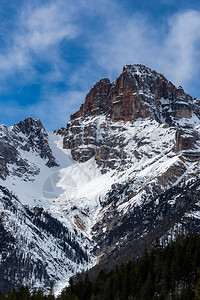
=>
[1,233,200,299]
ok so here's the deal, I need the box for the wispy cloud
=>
[161,10,200,87]
[88,8,200,89]
[0,1,78,77]
[89,14,158,77]
[21,2,78,52]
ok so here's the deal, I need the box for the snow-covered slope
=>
[0,64,200,293]
[0,120,95,293]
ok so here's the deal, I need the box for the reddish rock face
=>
[175,129,196,152]
[172,103,192,119]
[70,78,112,121]
[69,64,193,123]
[59,64,200,167]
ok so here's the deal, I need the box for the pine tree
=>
[0,292,6,300]
[195,269,200,299]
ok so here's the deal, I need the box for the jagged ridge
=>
[0,117,58,180]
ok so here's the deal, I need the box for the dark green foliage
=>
[0,286,56,300]
[195,268,200,299]
[59,233,200,300]
[1,233,200,299]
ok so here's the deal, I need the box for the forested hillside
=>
[1,233,200,299]
[59,233,200,299]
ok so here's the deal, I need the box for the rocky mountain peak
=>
[12,117,58,168]
[70,64,194,124]
[13,117,44,136]
[0,117,58,180]
[61,65,200,168]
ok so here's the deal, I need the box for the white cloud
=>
[21,3,78,51]
[90,15,158,77]
[88,8,200,89]
[161,10,200,87]
[0,0,117,77]
[0,1,78,76]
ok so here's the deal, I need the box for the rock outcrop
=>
[175,129,196,152]
[0,157,8,179]
[0,117,58,179]
[70,65,193,123]
[61,65,199,168]
[13,117,58,168]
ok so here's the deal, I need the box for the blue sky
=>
[0,0,200,130]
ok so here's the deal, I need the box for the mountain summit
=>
[70,64,197,123]
[0,65,200,293]
[61,65,200,168]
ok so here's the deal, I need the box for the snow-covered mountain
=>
[0,64,200,293]
[0,118,93,293]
